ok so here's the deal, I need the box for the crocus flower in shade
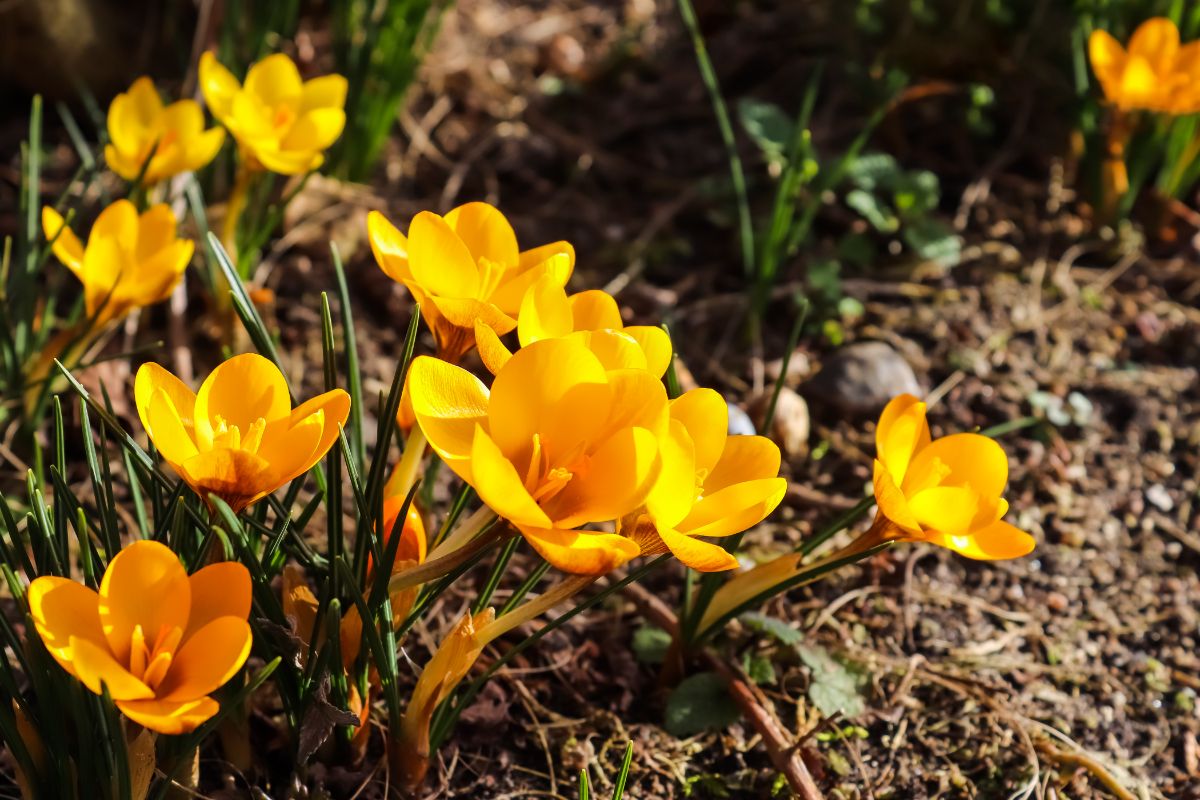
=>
[871,394,1034,559]
[1089,18,1200,114]
[26,540,251,734]
[135,353,350,514]
[105,77,225,185]
[474,274,672,376]
[392,608,495,790]
[408,336,667,574]
[42,201,193,325]
[622,388,787,571]
[199,51,346,175]
[368,203,575,364]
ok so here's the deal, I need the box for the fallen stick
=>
[623,583,825,800]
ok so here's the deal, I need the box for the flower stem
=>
[383,425,426,504]
[474,573,598,647]
[388,517,506,595]
[427,504,495,562]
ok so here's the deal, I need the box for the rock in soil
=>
[804,341,921,415]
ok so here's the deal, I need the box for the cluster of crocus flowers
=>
[27,540,251,734]
[42,201,193,326]
[199,52,347,175]
[135,353,350,513]
[408,317,786,575]
[368,203,575,364]
[105,76,225,185]
[1089,17,1200,115]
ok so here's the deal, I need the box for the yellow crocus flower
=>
[408,336,666,575]
[474,274,673,376]
[697,394,1032,636]
[623,388,787,572]
[27,540,251,734]
[199,51,346,175]
[135,353,350,514]
[872,393,1034,558]
[368,203,575,364]
[105,77,225,185]
[392,608,495,788]
[42,201,193,325]
[1089,17,1200,114]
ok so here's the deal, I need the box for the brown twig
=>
[623,583,826,800]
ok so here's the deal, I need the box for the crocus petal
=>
[622,326,673,377]
[518,240,576,275]
[669,388,728,476]
[194,353,291,445]
[907,485,982,535]
[135,362,197,437]
[593,368,670,441]
[872,459,922,534]
[1127,17,1179,73]
[283,108,346,152]
[41,207,85,275]
[546,426,661,526]
[922,519,1036,560]
[645,419,697,529]
[487,338,607,459]
[98,540,191,665]
[135,205,180,261]
[1088,29,1127,101]
[875,393,930,486]
[301,74,348,112]
[426,295,517,334]
[407,211,480,298]
[474,320,514,375]
[243,53,303,108]
[568,290,623,331]
[444,202,520,269]
[255,409,324,487]
[181,562,251,644]
[254,146,322,175]
[678,477,786,539]
[471,426,552,528]
[69,635,154,701]
[291,387,351,449]
[517,274,574,346]
[199,52,240,122]
[158,617,252,701]
[901,432,1008,499]
[118,696,218,736]
[408,355,490,475]
[489,243,574,313]
[568,330,648,372]
[145,387,201,467]
[88,199,139,254]
[518,526,640,576]
[704,435,781,493]
[657,526,739,572]
[27,577,103,679]
[367,211,411,283]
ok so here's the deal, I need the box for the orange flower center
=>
[128,623,183,690]
[522,433,588,505]
[273,105,295,131]
[210,414,267,454]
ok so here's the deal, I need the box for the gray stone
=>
[805,341,921,414]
